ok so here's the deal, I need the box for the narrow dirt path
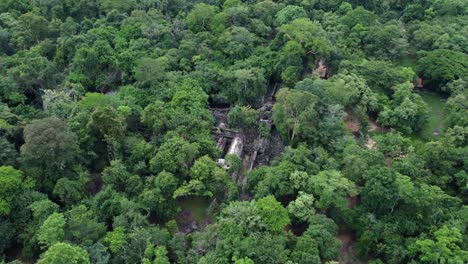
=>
[337,196,361,264]
[337,230,360,264]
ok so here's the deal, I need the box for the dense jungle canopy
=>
[0,0,467,263]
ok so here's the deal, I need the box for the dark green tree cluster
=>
[0,0,467,263]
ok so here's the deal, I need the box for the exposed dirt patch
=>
[368,118,389,133]
[347,196,359,209]
[337,230,361,264]
[336,196,361,264]
[384,156,393,167]
[285,222,308,236]
[344,112,360,133]
[87,173,103,195]
[176,208,198,235]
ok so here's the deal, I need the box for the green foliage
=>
[227,105,258,131]
[102,159,142,195]
[340,6,377,29]
[150,136,199,176]
[174,155,235,199]
[233,256,254,264]
[340,60,415,93]
[218,26,257,60]
[378,82,428,133]
[256,196,290,233]
[53,174,88,207]
[0,1,467,263]
[38,242,90,264]
[101,0,136,13]
[88,106,126,139]
[143,244,170,264]
[64,205,106,244]
[134,57,169,87]
[277,18,331,64]
[273,88,318,145]
[325,73,378,110]
[287,191,315,223]
[275,5,307,25]
[70,39,119,91]
[139,171,178,219]
[308,170,358,210]
[104,227,127,253]
[225,67,267,106]
[374,132,411,157]
[418,49,468,87]
[38,212,65,247]
[409,226,468,263]
[20,117,80,192]
[186,3,218,32]
[0,166,31,215]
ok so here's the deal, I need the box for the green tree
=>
[20,117,80,192]
[227,105,258,131]
[216,200,290,263]
[1,50,60,105]
[150,136,199,176]
[277,18,331,64]
[340,59,415,93]
[290,234,321,264]
[141,100,168,135]
[70,39,119,92]
[364,21,409,60]
[225,67,267,106]
[87,106,126,140]
[273,88,318,144]
[186,3,218,32]
[102,159,142,195]
[287,191,316,223]
[101,0,136,13]
[374,132,411,157]
[38,242,90,264]
[378,82,428,133]
[256,196,290,233]
[11,12,49,48]
[38,212,65,248]
[53,176,88,206]
[418,49,468,87]
[218,26,257,60]
[340,6,377,29]
[174,155,234,199]
[143,244,170,264]
[64,205,106,244]
[0,166,32,215]
[139,171,178,219]
[0,137,17,166]
[104,227,127,254]
[275,5,307,25]
[409,226,468,263]
[445,83,468,127]
[303,215,341,260]
[325,73,377,110]
[308,170,358,210]
[134,57,169,87]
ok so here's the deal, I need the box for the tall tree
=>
[0,166,32,215]
[273,88,319,144]
[38,242,90,264]
[21,117,80,192]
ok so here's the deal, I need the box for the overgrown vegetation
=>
[0,0,467,263]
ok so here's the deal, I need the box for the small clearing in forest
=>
[417,91,448,139]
